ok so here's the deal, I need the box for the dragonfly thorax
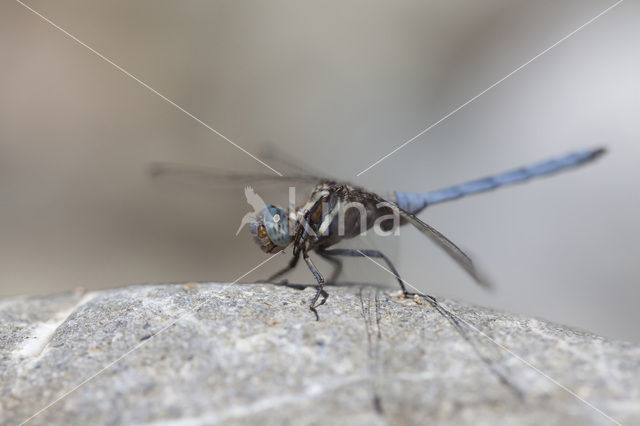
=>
[249,205,292,253]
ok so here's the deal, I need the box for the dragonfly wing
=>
[148,162,323,187]
[357,192,488,287]
[361,191,490,288]
[396,207,490,288]
[257,142,328,180]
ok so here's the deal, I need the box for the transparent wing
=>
[148,162,323,188]
[256,142,328,180]
[399,208,490,288]
[363,193,490,288]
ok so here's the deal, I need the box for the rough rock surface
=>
[1,283,639,426]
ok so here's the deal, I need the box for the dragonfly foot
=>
[310,305,319,321]
[394,290,437,307]
[309,288,329,321]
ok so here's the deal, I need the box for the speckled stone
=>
[1,283,639,425]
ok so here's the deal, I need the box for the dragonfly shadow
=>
[249,280,394,292]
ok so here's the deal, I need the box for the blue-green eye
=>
[261,205,291,247]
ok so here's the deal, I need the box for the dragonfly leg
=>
[303,250,328,320]
[316,249,343,283]
[320,249,409,295]
[264,251,300,283]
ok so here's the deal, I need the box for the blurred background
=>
[1,0,638,341]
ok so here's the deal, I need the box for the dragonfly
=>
[152,147,605,321]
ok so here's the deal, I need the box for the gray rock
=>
[1,283,639,425]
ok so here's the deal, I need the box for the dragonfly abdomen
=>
[394,147,605,214]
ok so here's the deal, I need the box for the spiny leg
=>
[320,248,409,295]
[317,249,343,283]
[303,250,328,320]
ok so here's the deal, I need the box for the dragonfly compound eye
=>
[260,205,291,248]
[249,205,292,253]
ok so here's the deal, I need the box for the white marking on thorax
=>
[297,190,329,222]
[318,199,341,235]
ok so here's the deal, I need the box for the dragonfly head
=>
[249,205,292,253]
